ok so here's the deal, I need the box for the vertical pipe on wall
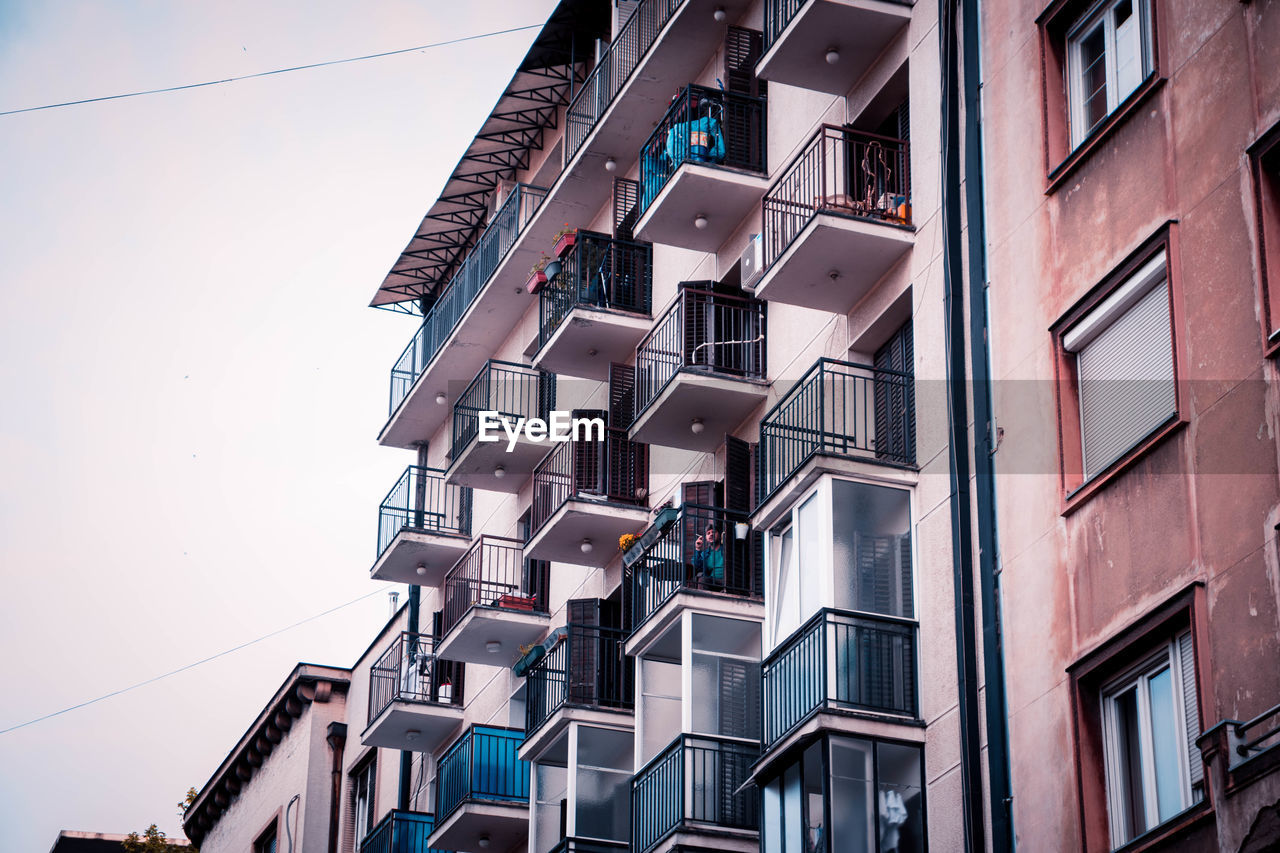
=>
[399,443,428,811]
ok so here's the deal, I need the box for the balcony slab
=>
[635,165,769,253]
[447,433,549,494]
[519,709,634,764]
[752,452,918,530]
[626,589,763,659]
[437,606,550,667]
[643,826,759,853]
[631,371,768,452]
[362,700,464,754]
[525,499,651,568]
[753,213,913,314]
[752,709,924,782]
[429,802,528,853]
[532,307,652,381]
[756,0,912,95]
[370,530,471,588]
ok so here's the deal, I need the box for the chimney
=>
[388,590,399,618]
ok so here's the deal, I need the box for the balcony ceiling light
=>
[405,729,421,742]
[604,156,617,172]
[690,418,705,435]
[485,640,503,654]
[435,391,447,405]
[477,837,491,850]
[694,213,709,230]
[713,6,726,22]
[580,538,594,554]
[494,465,506,479]
[416,564,427,576]
[825,47,840,65]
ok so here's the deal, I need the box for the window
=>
[763,735,925,853]
[1250,123,1280,353]
[1061,249,1175,482]
[1066,0,1153,148]
[254,824,278,853]
[351,755,377,848]
[1101,631,1203,847]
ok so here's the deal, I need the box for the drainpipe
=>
[325,722,347,853]
[399,442,427,811]
[940,0,987,849]
[961,0,1016,847]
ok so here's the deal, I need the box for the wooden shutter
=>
[571,409,608,494]
[724,26,766,99]
[1178,631,1203,791]
[568,599,601,705]
[874,318,915,463]
[609,363,636,431]
[613,178,639,241]
[1073,275,1175,478]
[724,435,753,513]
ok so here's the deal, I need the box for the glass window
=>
[575,726,633,842]
[255,825,277,853]
[640,656,681,761]
[351,755,376,848]
[533,759,567,853]
[1067,0,1153,147]
[1102,631,1202,847]
[832,480,913,619]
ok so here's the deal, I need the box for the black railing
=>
[626,503,762,633]
[451,360,555,456]
[631,735,758,853]
[389,184,548,414]
[762,608,918,747]
[360,810,445,853]
[757,358,915,504]
[565,0,686,160]
[368,633,465,725]
[634,286,766,420]
[377,466,472,558]
[436,725,529,825]
[525,624,634,737]
[530,429,649,536]
[1235,702,1280,761]
[538,232,653,350]
[441,536,547,637]
[638,84,767,215]
[761,125,910,271]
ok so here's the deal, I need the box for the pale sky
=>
[0,2,558,849]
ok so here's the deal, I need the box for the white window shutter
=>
[1178,631,1203,791]
[1075,277,1175,478]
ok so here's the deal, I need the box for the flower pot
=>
[543,258,563,281]
[527,270,548,294]
[552,232,577,258]
[734,522,750,540]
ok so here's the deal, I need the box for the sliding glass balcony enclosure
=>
[530,725,634,853]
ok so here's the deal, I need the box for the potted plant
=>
[551,223,577,258]
[619,533,639,554]
[527,254,551,294]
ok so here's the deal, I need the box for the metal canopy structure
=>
[371,0,610,313]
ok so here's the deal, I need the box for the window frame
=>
[1065,0,1154,149]
[1249,120,1280,357]
[350,752,377,849]
[253,814,281,853]
[1050,224,1186,511]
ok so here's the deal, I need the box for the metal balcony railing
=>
[637,84,767,216]
[634,286,766,420]
[1234,702,1280,763]
[441,536,547,637]
[377,466,472,558]
[360,810,446,853]
[368,633,465,725]
[761,125,911,271]
[538,231,653,350]
[436,725,530,825]
[757,358,915,505]
[631,734,759,853]
[565,0,686,161]
[762,608,918,747]
[525,624,634,738]
[529,429,649,536]
[625,503,762,634]
[389,184,548,415]
[451,360,555,457]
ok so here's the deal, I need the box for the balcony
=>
[631,735,759,853]
[371,466,472,587]
[762,608,918,750]
[532,232,653,381]
[522,625,634,758]
[755,358,915,525]
[447,360,555,493]
[625,503,762,652]
[431,725,530,853]
[757,0,912,95]
[363,632,465,753]
[437,536,549,665]
[360,811,448,853]
[755,126,914,314]
[559,0,754,213]
[525,429,650,568]
[381,184,548,450]
[633,85,768,253]
[631,286,768,452]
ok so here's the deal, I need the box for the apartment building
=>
[360,1,996,852]
[979,0,1280,850]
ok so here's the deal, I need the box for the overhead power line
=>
[0,587,387,735]
[0,23,543,117]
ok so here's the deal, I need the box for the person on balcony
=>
[692,523,726,588]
